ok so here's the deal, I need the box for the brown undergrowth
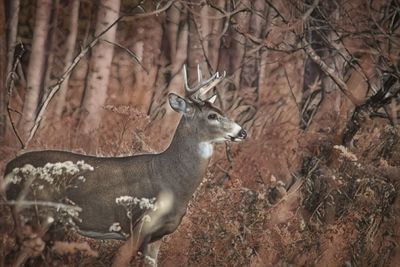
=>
[1,105,400,266]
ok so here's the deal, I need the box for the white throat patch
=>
[198,142,213,159]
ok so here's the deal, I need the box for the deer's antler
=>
[183,64,226,104]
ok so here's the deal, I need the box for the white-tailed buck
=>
[4,65,247,266]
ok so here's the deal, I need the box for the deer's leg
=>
[111,216,160,267]
[112,190,173,267]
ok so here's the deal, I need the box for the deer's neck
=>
[155,118,212,201]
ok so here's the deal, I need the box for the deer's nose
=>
[238,129,247,139]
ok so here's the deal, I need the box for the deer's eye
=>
[208,113,217,120]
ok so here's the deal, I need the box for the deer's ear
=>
[168,93,194,116]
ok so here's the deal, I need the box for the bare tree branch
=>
[6,43,25,148]
[102,39,148,74]
[301,38,362,106]
[123,0,175,21]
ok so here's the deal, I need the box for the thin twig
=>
[6,42,25,148]
[282,65,301,116]
[180,1,247,21]
[102,39,149,74]
[7,200,82,212]
[123,0,175,21]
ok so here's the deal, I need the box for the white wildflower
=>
[4,171,22,184]
[142,215,152,223]
[63,161,80,175]
[66,207,80,218]
[115,196,134,205]
[38,164,54,184]
[77,160,94,171]
[133,197,157,210]
[46,162,63,176]
[115,196,157,210]
[10,161,94,186]
[109,222,122,232]
[20,164,36,176]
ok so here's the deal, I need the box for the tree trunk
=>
[54,0,80,119]
[4,0,20,137]
[81,0,120,133]
[41,0,60,105]
[130,16,163,114]
[218,0,250,111]
[240,0,265,89]
[5,0,20,77]
[235,0,265,128]
[207,1,225,72]
[186,1,207,89]
[0,0,7,136]
[150,2,187,120]
[19,0,52,139]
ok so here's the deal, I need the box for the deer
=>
[3,65,247,266]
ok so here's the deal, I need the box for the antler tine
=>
[197,64,202,85]
[183,64,226,102]
[183,64,190,93]
[195,70,226,98]
[183,64,203,94]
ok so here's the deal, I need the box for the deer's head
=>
[168,65,247,148]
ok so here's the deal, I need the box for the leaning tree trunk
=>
[19,0,52,140]
[4,0,20,136]
[81,0,120,133]
[5,0,20,77]
[54,0,80,119]
[0,0,6,136]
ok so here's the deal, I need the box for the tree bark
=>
[130,16,163,114]
[150,2,187,120]
[0,0,7,136]
[5,0,19,76]
[234,0,265,128]
[19,0,52,139]
[240,0,265,89]
[4,0,20,137]
[218,0,251,111]
[81,0,121,133]
[41,0,60,105]
[186,1,207,90]
[54,0,80,119]
[208,1,225,72]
